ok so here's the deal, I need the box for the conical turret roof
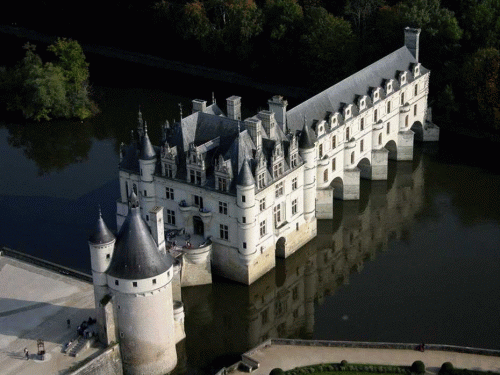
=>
[89,209,115,244]
[237,158,255,186]
[140,124,157,160]
[298,121,316,149]
[107,205,173,280]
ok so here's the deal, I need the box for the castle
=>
[87,27,438,375]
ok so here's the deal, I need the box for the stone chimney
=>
[268,95,288,133]
[227,96,241,120]
[404,27,421,62]
[192,99,207,113]
[258,110,277,139]
[245,118,262,153]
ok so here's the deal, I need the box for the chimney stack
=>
[227,96,241,121]
[404,27,421,62]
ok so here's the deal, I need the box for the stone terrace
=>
[0,252,103,375]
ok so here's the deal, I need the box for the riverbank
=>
[226,340,500,375]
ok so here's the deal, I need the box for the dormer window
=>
[346,109,351,117]
[387,83,392,92]
[332,117,337,125]
[413,64,420,77]
[374,92,379,100]
[400,72,407,85]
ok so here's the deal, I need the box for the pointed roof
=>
[298,122,316,149]
[140,123,156,160]
[107,204,173,280]
[88,208,115,244]
[237,158,255,186]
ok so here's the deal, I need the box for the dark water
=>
[1,84,500,374]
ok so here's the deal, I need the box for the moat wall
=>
[68,343,123,375]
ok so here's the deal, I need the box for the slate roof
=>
[89,210,115,245]
[140,127,156,160]
[236,158,255,186]
[107,205,173,280]
[286,46,428,131]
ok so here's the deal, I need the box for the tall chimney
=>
[227,96,241,121]
[404,27,421,62]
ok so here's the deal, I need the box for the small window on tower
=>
[115,280,119,286]
[106,254,110,259]
[152,279,157,285]
[133,281,137,287]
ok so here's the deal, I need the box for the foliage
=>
[439,362,454,374]
[410,361,425,374]
[271,368,286,375]
[0,39,97,121]
[462,0,500,51]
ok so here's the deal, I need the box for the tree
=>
[0,39,96,121]
[462,0,500,51]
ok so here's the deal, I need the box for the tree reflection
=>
[5,119,92,175]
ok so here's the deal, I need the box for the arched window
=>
[360,118,364,131]
[414,84,418,96]
[387,101,391,113]
[324,169,328,182]
[405,115,409,127]
[387,122,390,134]
[346,127,350,141]
[401,92,405,105]
[379,134,382,145]
[374,109,378,122]
[414,104,417,116]
[360,139,364,152]
[351,151,355,164]
[331,135,336,149]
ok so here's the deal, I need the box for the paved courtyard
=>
[0,255,102,375]
[230,342,500,375]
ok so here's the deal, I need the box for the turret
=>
[106,195,177,375]
[88,207,116,343]
[139,123,157,222]
[298,121,317,222]
[236,159,258,264]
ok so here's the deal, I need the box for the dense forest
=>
[2,0,500,130]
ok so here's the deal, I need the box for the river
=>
[1,81,499,373]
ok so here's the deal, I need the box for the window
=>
[133,184,137,195]
[106,253,110,259]
[346,109,350,117]
[332,158,336,171]
[387,101,391,113]
[379,134,382,145]
[387,122,390,134]
[146,214,149,221]
[218,177,227,192]
[401,92,405,105]
[331,135,336,149]
[275,181,284,198]
[360,139,364,152]
[219,201,228,215]
[190,170,202,185]
[374,109,378,122]
[273,161,284,178]
[414,84,418,96]
[165,164,173,178]
[153,279,157,285]
[292,199,298,215]
[115,280,119,286]
[318,144,323,159]
[165,187,174,200]
[360,118,364,131]
[133,282,137,287]
[324,169,328,182]
[387,83,392,92]
[405,115,409,127]
[274,204,283,227]
[401,74,406,84]
[144,190,147,197]
[290,153,298,168]
[351,151,355,164]
[242,217,246,223]
[243,242,247,248]
[166,209,176,225]
[346,127,350,141]
[219,224,229,240]
[190,170,195,183]
[261,309,268,324]
[414,104,417,116]
[293,286,299,300]
[292,177,298,191]
[242,195,246,203]
[260,220,266,237]
[374,92,379,100]
[194,195,203,208]
[260,198,266,212]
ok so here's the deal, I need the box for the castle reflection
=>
[180,149,426,373]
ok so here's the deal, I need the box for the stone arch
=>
[331,177,344,200]
[411,121,424,141]
[275,236,286,258]
[357,157,371,180]
[385,140,398,161]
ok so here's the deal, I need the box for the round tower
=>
[88,208,116,343]
[139,123,157,222]
[106,195,177,375]
[298,122,317,221]
[236,159,258,264]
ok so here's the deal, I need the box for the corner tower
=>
[298,122,317,222]
[139,123,157,223]
[88,208,115,344]
[106,194,177,375]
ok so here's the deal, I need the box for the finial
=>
[98,204,102,218]
[212,92,216,104]
[144,121,148,134]
[178,103,183,122]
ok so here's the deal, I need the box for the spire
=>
[298,116,316,149]
[137,107,144,138]
[140,121,156,160]
[89,206,115,244]
[237,158,255,186]
[129,190,139,208]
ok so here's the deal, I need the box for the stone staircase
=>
[68,336,94,357]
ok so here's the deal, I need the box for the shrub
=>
[270,369,285,375]
[411,361,426,374]
[440,362,454,374]
[341,360,348,366]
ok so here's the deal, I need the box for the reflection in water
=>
[5,120,93,175]
[181,153,427,373]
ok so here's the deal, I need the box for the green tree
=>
[0,39,96,121]
[462,0,500,51]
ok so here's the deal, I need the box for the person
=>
[67,319,71,328]
[24,348,29,360]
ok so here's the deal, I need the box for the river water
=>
[1,84,499,374]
